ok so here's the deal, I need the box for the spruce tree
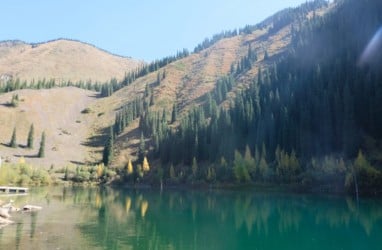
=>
[264,50,269,60]
[171,103,177,124]
[27,124,34,149]
[9,127,17,148]
[138,133,145,163]
[169,164,176,180]
[102,127,114,166]
[38,131,46,158]
[192,157,198,179]
[150,93,155,106]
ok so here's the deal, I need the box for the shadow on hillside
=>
[0,142,10,147]
[114,126,141,157]
[82,127,109,148]
[0,103,15,108]
[1,143,36,150]
[70,160,85,165]
[14,154,38,159]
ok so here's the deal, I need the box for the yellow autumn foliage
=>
[141,200,149,218]
[19,156,26,165]
[142,157,150,172]
[96,164,104,178]
[127,159,133,175]
[95,193,102,208]
[125,197,131,213]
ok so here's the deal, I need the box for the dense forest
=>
[108,0,382,193]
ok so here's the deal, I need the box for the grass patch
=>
[174,62,186,71]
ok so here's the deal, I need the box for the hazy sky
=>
[1,0,309,61]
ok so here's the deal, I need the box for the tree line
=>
[100,50,188,97]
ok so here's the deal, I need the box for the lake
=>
[0,186,381,250]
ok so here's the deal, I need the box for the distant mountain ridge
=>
[0,38,142,83]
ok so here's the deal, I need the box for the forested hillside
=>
[96,1,331,170]
[111,0,382,193]
[1,0,380,193]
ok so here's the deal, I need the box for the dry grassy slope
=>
[0,39,141,83]
[99,4,332,167]
[0,87,98,168]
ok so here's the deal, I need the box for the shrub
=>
[0,163,51,186]
[81,108,92,114]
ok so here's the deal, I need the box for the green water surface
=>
[0,187,381,250]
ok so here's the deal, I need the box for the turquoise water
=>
[0,187,381,249]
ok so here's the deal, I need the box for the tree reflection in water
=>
[70,187,382,250]
[0,187,380,250]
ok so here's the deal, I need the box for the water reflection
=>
[67,188,382,250]
[0,187,382,250]
[30,212,37,238]
[15,222,23,250]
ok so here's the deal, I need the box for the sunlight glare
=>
[359,27,382,66]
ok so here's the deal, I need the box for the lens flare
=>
[359,27,382,66]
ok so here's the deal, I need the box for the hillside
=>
[0,87,98,168]
[126,0,382,193]
[0,39,141,83]
[0,0,333,171]
[97,0,332,166]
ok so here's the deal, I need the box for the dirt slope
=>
[0,87,98,168]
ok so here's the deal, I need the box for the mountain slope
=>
[99,0,332,166]
[135,0,382,192]
[0,0,331,170]
[0,39,141,83]
[0,87,98,168]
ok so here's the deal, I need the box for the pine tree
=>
[64,167,69,180]
[9,127,17,148]
[169,164,176,180]
[27,124,34,149]
[192,157,198,179]
[102,138,113,166]
[150,93,155,106]
[171,103,177,124]
[156,72,161,86]
[144,84,150,97]
[138,133,145,163]
[38,131,46,158]
[264,50,269,60]
[102,127,114,166]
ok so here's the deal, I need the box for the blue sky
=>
[1,0,309,61]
